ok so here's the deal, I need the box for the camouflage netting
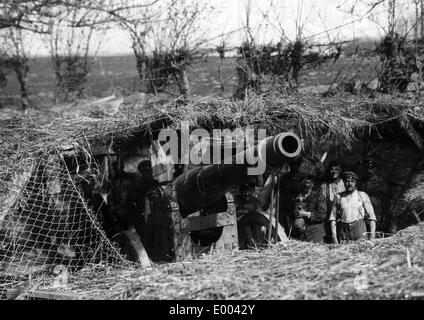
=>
[0,112,161,297]
[0,153,128,276]
[0,92,423,298]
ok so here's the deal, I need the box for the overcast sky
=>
[30,0,415,56]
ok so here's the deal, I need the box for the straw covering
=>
[23,223,424,300]
[0,92,423,299]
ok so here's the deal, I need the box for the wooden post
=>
[212,193,238,251]
[411,209,422,223]
[274,175,280,242]
[121,229,151,267]
[171,200,192,262]
[267,174,276,244]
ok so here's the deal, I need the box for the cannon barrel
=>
[173,132,302,217]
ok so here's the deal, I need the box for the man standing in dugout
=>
[329,171,377,244]
[360,157,390,232]
[320,160,346,242]
[291,175,327,243]
[136,160,174,262]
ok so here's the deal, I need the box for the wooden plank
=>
[411,209,422,223]
[172,193,239,261]
[174,231,193,262]
[212,200,239,251]
[27,290,106,300]
[121,229,152,267]
[171,209,193,262]
[180,212,234,233]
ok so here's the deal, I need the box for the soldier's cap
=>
[300,174,315,182]
[137,160,152,171]
[343,171,358,181]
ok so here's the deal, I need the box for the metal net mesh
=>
[0,149,130,297]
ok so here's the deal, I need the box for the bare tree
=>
[234,0,338,97]
[234,0,270,98]
[46,2,108,102]
[0,0,156,31]
[411,0,424,39]
[0,1,69,111]
[0,1,161,108]
[0,28,30,111]
[0,0,63,32]
[155,0,215,97]
[216,40,226,93]
[344,0,424,94]
[420,0,424,37]
[116,0,215,98]
[388,0,397,35]
[110,0,162,93]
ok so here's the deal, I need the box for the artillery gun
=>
[94,131,302,265]
[168,132,302,260]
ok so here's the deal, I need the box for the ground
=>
[23,223,424,300]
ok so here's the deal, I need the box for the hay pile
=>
[1,92,424,299]
[2,92,423,200]
[25,223,424,300]
[2,93,423,167]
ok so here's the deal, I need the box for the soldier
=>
[137,160,174,262]
[110,161,139,234]
[108,161,146,262]
[291,175,327,243]
[320,160,346,242]
[278,159,302,234]
[234,182,266,249]
[234,182,260,217]
[329,171,377,244]
[135,160,160,237]
[320,160,346,205]
[360,157,390,232]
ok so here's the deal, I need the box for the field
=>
[0,53,380,110]
[1,55,237,107]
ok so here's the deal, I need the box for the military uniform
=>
[292,189,327,243]
[278,171,302,233]
[234,186,265,249]
[141,183,174,262]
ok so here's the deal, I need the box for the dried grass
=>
[2,92,423,171]
[2,92,424,299]
[405,182,424,203]
[26,223,424,300]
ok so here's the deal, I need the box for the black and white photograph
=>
[0,0,423,304]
